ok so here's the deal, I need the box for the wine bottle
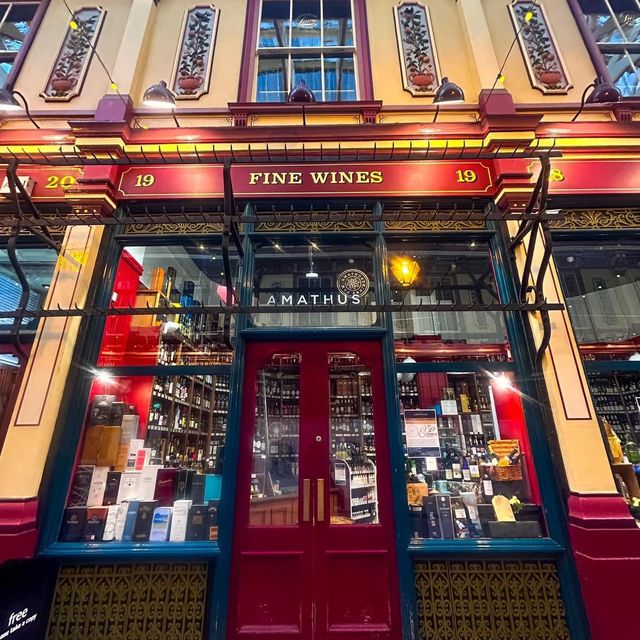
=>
[482,470,494,499]
[462,457,471,482]
[452,450,462,480]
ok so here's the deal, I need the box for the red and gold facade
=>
[0,2,639,640]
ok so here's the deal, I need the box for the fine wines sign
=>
[116,161,494,199]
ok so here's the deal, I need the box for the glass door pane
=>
[249,353,301,526]
[328,352,379,525]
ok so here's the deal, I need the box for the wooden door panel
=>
[323,550,393,632]
[236,551,308,635]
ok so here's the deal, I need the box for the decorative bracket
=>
[170,4,220,100]
[393,2,441,97]
[509,1,572,95]
[41,7,106,102]
[508,156,559,368]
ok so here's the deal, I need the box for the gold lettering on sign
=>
[248,170,385,186]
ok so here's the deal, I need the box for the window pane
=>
[0,60,11,87]
[291,55,322,95]
[389,242,507,351]
[323,0,353,46]
[257,55,288,102]
[605,51,640,96]
[249,353,300,525]
[403,371,545,541]
[97,244,236,367]
[324,55,356,101]
[259,0,290,47]
[291,0,321,47]
[252,241,377,328]
[59,374,228,543]
[0,4,36,53]
[0,247,58,332]
[554,240,640,349]
[580,0,625,43]
[329,352,379,525]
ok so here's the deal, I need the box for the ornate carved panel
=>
[255,221,373,232]
[47,563,208,640]
[126,222,224,235]
[385,220,485,232]
[414,559,570,640]
[41,7,106,102]
[509,2,572,95]
[549,209,640,230]
[393,2,441,97]
[171,5,221,99]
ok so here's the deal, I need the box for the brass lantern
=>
[391,256,420,287]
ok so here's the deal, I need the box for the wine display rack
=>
[587,373,640,443]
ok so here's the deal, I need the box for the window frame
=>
[569,0,640,97]
[238,0,373,102]
[0,0,49,89]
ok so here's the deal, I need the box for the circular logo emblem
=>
[337,269,370,297]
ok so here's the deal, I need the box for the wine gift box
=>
[83,507,109,541]
[60,508,87,542]
[68,466,94,507]
[132,500,159,542]
[186,504,208,541]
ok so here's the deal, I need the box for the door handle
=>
[317,478,325,522]
[303,478,311,522]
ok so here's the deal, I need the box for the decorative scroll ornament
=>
[394,2,441,97]
[41,7,105,102]
[171,4,220,99]
[509,2,572,95]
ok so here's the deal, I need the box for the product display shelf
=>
[330,371,375,458]
[588,373,640,443]
[148,372,230,470]
[332,458,378,523]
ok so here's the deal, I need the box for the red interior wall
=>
[490,379,542,505]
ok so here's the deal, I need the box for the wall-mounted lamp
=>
[432,77,465,123]
[571,77,622,122]
[391,256,421,287]
[288,79,315,125]
[143,80,181,127]
[0,88,40,129]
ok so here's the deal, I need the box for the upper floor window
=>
[0,2,39,87]
[256,0,357,102]
[578,0,640,96]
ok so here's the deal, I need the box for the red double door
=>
[228,341,402,640]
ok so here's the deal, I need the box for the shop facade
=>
[0,2,639,640]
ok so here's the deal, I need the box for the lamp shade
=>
[143,80,176,109]
[586,78,622,104]
[288,79,316,103]
[433,77,465,104]
[0,88,22,112]
[391,257,421,287]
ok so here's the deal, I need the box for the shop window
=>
[0,246,58,332]
[554,240,640,349]
[251,240,377,328]
[58,373,228,543]
[97,243,237,367]
[388,241,509,356]
[255,0,357,101]
[400,369,545,541]
[577,0,640,97]
[0,2,39,87]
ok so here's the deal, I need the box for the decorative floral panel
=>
[41,7,105,102]
[414,559,570,640]
[394,2,441,97]
[47,563,208,640]
[171,5,220,99]
[509,2,572,95]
